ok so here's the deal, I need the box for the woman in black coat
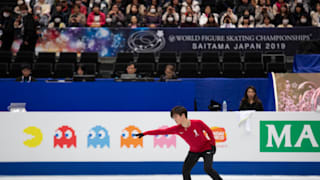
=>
[239,86,264,111]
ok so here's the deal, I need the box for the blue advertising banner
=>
[35,27,320,57]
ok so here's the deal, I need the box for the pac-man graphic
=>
[54,126,77,148]
[154,126,176,148]
[121,125,143,148]
[88,125,110,148]
[23,126,43,148]
[204,127,227,143]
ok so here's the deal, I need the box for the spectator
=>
[145,5,162,27]
[162,6,180,27]
[60,0,72,20]
[48,15,66,28]
[14,0,32,15]
[239,86,264,111]
[220,8,238,25]
[160,64,177,81]
[238,9,255,27]
[126,0,146,16]
[112,0,126,14]
[220,15,236,28]
[311,3,320,27]
[34,6,50,29]
[236,0,255,17]
[69,5,87,27]
[292,3,308,25]
[273,4,294,26]
[238,15,254,27]
[126,62,137,74]
[181,6,198,27]
[277,16,293,27]
[255,0,274,25]
[106,4,125,27]
[16,65,36,82]
[88,0,109,15]
[199,5,219,27]
[0,8,15,51]
[181,0,200,15]
[149,0,163,15]
[19,5,39,52]
[72,0,88,16]
[163,0,181,13]
[272,0,289,15]
[51,3,69,24]
[289,0,309,14]
[295,14,311,26]
[13,15,23,39]
[87,4,106,27]
[75,65,85,75]
[34,0,51,16]
[128,15,139,28]
[257,15,275,27]
[310,0,320,10]
[126,5,142,26]
[203,13,219,27]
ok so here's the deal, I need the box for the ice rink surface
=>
[0,175,320,180]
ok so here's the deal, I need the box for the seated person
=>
[277,16,293,28]
[239,86,264,111]
[73,65,95,81]
[75,65,85,76]
[160,64,177,81]
[87,4,106,27]
[120,63,139,79]
[16,65,36,82]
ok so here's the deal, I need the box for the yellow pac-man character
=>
[23,126,43,148]
[121,125,143,148]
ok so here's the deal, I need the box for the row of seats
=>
[116,51,286,64]
[0,51,99,64]
[0,62,96,78]
[114,62,288,78]
[0,51,290,78]
[0,61,289,78]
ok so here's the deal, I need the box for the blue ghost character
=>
[88,126,110,148]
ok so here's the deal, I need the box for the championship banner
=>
[34,27,320,57]
[272,73,320,111]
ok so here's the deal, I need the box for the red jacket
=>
[71,5,87,16]
[144,119,215,152]
[87,12,106,27]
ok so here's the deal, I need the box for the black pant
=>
[182,146,222,180]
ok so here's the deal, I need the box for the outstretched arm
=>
[135,125,179,138]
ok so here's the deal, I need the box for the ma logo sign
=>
[260,121,320,152]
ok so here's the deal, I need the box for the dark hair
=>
[127,62,136,68]
[165,64,175,72]
[21,65,31,70]
[20,5,28,11]
[170,106,188,118]
[2,7,12,13]
[241,86,261,103]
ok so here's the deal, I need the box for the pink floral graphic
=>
[275,74,320,112]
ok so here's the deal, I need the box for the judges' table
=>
[0,112,319,175]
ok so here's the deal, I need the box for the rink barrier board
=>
[0,112,319,175]
[0,162,320,175]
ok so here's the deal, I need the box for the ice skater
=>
[135,106,223,180]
